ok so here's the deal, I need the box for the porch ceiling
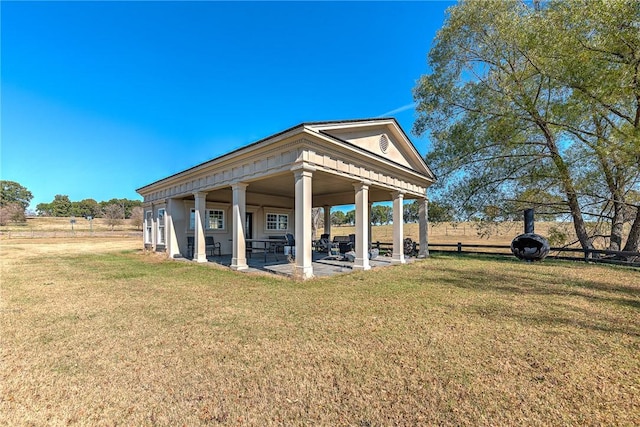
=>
[183,170,417,207]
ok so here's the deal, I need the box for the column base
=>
[194,254,208,263]
[293,264,314,279]
[230,258,248,271]
[353,259,371,271]
[390,255,406,264]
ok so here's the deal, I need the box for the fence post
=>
[457,242,462,253]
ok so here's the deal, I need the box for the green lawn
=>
[1,239,639,426]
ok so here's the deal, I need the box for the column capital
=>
[391,190,405,199]
[353,181,371,191]
[291,162,316,176]
[231,182,248,191]
[193,191,207,199]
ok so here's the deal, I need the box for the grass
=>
[1,238,639,425]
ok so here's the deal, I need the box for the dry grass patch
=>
[1,238,639,425]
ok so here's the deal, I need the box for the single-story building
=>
[136,118,436,279]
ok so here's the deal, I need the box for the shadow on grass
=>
[427,254,640,337]
[431,253,639,296]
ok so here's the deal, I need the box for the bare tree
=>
[103,204,124,231]
[311,208,322,240]
[0,203,26,226]
[130,206,144,231]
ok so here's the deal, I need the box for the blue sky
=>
[1,1,453,210]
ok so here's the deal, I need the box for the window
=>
[266,213,288,230]
[190,208,225,230]
[145,211,153,244]
[206,209,224,230]
[157,209,165,245]
[189,209,195,230]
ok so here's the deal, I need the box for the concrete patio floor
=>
[185,250,414,278]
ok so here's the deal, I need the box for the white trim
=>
[265,211,289,232]
[189,207,227,232]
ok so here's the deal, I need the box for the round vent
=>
[379,134,389,153]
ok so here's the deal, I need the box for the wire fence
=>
[0,230,142,239]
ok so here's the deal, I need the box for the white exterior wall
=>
[137,120,435,278]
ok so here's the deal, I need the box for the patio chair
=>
[333,235,353,254]
[187,236,194,258]
[285,233,295,248]
[205,236,221,257]
[269,235,286,254]
[285,233,295,260]
[314,233,331,253]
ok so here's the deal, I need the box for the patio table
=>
[245,238,287,262]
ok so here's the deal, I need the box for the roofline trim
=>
[136,118,436,193]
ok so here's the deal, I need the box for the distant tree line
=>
[1,182,144,228]
[326,200,455,228]
[35,195,142,219]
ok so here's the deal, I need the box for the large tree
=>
[0,180,33,211]
[541,0,640,251]
[36,194,72,217]
[414,0,640,251]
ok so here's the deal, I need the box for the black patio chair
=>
[187,236,194,258]
[205,236,221,257]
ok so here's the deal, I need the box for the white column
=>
[193,192,207,263]
[150,203,156,251]
[166,198,179,258]
[391,191,406,264]
[294,166,314,279]
[353,182,371,270]
[418,197,430,258]
[323,205,331,238]
[230,183,248,270]
[368,202,373,247]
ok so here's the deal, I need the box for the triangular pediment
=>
[305,119,435,180]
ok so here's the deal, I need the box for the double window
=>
[266,213,288,230]
[190,208,225,230]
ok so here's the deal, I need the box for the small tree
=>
[331,211,346,227]
[130,206,144,231]
[103,204,124,231]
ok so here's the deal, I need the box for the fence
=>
[428,242,640,268]
[371,241,640,268]
[0,230,142,239]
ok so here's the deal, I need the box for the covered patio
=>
[185,250,413,278]
[137,118,435,279]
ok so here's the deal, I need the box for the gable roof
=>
[304,118,436,181]
[136,118,436,193]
